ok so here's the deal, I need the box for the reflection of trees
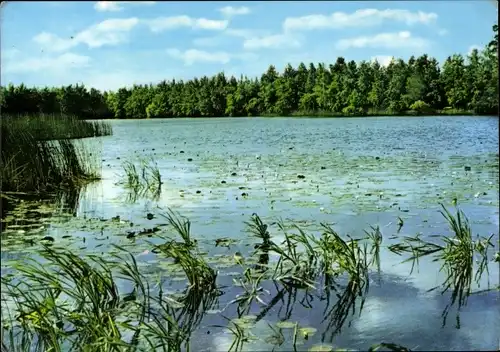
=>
[55,186,85,214]
[1,188,84,232]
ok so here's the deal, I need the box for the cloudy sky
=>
[1,1,497,91]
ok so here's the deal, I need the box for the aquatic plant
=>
[388,203,496,327]
[119,157,162,201]
[1,207,496,351]
[2,114,112,141]
[229,267,270,316]
[0,244,183,351]
[364,225,383,275]
[1,114,107,195]
[212,315,257,352]
[153,209,217,292]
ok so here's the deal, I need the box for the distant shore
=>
[89,109,495,120]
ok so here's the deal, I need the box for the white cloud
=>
[467,45,482,55]
[370,55,394,67]
[283,8,438,31]
[1,48,21,60]
[33,18,139,51]
[336,31,430,50]
[192,36,223,47]
[166,48,258,66]
[192,29,257,47]
[3,53,91,74]
[33,32,76,52]
[225,28,255,39]
[94,1,156,12]
[82,70,163,90]
[218,6,251,17]
[243,34,301,50]
[166,48,231,65]
[438,28,448,36]
[146,16,228,32]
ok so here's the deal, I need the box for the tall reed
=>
[1,114,109,195]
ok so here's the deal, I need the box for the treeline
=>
[1,25,497,119]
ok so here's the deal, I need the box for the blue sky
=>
[1,1,497,91]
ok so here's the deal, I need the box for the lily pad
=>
[299,326,317,337]
[308,344,334,352]
[231,318,255,329]
[275,321,296,329]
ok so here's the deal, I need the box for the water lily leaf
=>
[275,321,296,329]
[231,318,255,329]
[308,344,334,352]
[299,326,317,337]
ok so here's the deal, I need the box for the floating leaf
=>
[275,321,296,329]
[308,344,334,352]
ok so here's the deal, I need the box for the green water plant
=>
[388,203,496,327]
[119,157,162,201]
[0,244,183,351]
[228,268,270,316]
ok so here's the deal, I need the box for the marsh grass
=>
[2,114,112,141]
[153,209,217,292]
[388,203,496,327]
[1,114,107,195]
[228,268,270,316]
[0,244,183,352]
[243,214,372,341]
[119,157,162,201]
[1,207,495,351]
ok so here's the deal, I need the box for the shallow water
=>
[2,116,499,350]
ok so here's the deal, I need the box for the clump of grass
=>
[119,157,162,201]
[243,214,371,340]
[1,114,106,195]
[0,244,183,351]
[365,225,383,274]
[246,213,272,269]
[388,203,495,326]
[2,114,112,140]
[153,209,217,292]
[228,268,270,316]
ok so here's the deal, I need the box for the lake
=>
[2,116,499,351]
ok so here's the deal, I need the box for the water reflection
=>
[2,117,499,351]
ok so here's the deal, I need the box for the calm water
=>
[2,116,499,351]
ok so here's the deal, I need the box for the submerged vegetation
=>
[1,25,498,119]
[1,205,497,351]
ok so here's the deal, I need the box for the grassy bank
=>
[1,205,497,351]
[0,114,112,196]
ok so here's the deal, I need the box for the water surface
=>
[2,116,499,351]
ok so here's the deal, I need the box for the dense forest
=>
[1,25,497,119]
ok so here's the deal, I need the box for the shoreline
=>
[89,111,498,121]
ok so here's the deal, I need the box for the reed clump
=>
[1,114,110,195]
[2,114,112,140]
[119,157,163,202]
[388,203,496,326]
